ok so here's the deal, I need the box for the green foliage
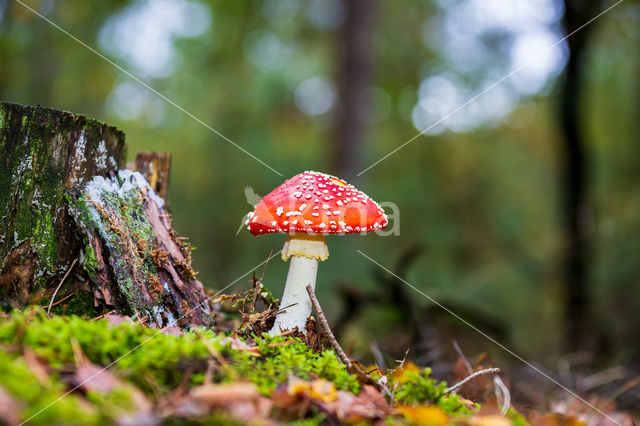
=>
[394,369,477,417]
[0,309,488,423]
[233,334,360,394]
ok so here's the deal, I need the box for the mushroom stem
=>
[270,234,328,335]
[270,255,318,334]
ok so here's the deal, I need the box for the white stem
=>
[269,255,318,335]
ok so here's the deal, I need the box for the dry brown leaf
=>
[22,347,50,387]
[529,413,587,426]
[73,361,157,425]
[275,377,389,423]
[0,386,21,426]
[220,337,261,355]
[159,326,182,336]
[104,314,132,328]
[188,382,272,423]
[190,382,261,406]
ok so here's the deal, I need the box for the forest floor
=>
[1,286,635,426]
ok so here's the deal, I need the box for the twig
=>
[306,285,351,368]
[91,310,116,321]
[251,249,274,312]
[47,258,78,315]
[305,285,393,399]
[445,367,501,394]
[49,291,77,308]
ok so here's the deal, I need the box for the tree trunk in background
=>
[559,1,602,351]
[332,0,376,182]
[0,101,126,303]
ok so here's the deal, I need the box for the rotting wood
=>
[0,101,125,306]
[134,151,172,201]
[1,102,212,328]
[68,169,212,328]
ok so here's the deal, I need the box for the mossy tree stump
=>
[0,102,212,327]
[0,102,126,303]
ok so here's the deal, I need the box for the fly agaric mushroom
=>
[246,171,387,335]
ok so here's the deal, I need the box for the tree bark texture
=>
[0,102,211,328]
[68,170,212,327]
[0,101,126,304]
[133,151,172,202]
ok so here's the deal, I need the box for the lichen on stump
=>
[69,169,212,328]
[0,101,125,304]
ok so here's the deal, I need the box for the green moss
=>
[0,309,496,424]
[394,369,478,417]
[232,335,359,394]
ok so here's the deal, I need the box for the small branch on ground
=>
[306,285,351,367]
[445,367,501,394]
[47,258,78,315]
[305,285,393,399]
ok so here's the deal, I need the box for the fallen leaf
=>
[0,386,21,426]
[219,337,261,355]
[287,376,337,402]
[22,347,50,387]
[465,414,513,426]
[186,383,271,423]
[529,413,587,426]
[391,361,421,384]
[72,357,157,425]
[395,405,450,425]
[190,382,261,406]
[159,326,182,336]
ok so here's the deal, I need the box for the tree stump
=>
[68,170,211,327]
[0,102,212,328]
[0,101,126,303]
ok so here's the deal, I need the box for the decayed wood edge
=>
[128,152,172,201]
[69,170,212,328]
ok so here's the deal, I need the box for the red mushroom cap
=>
[247,171,388,236]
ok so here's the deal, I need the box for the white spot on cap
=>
[276,206,284,216]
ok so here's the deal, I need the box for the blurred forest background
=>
[1,0,639,389]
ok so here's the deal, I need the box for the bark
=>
[0,102,211,327]
[559,0,602,350]
[332,0,376,182]
[133,151,172,201]
[68,170,212,327]
[0,101,126,304]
